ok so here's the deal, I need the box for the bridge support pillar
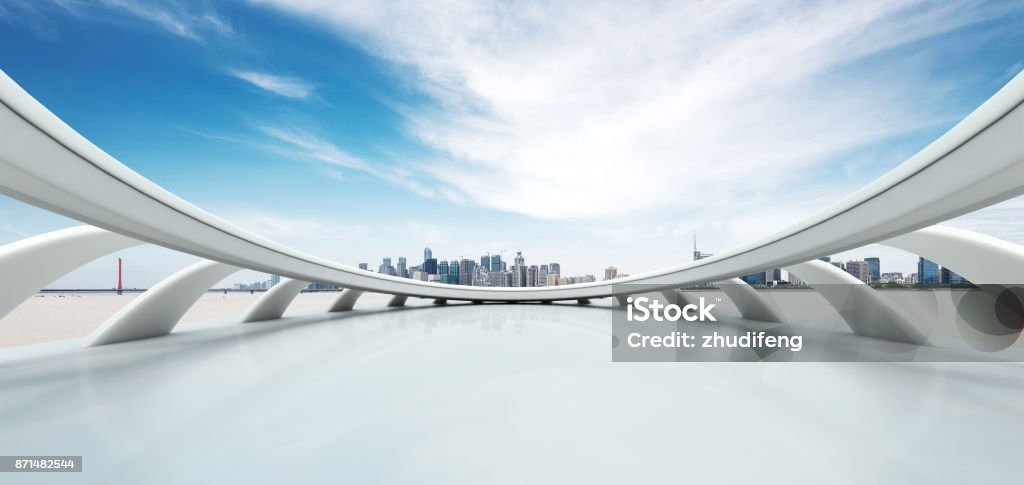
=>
[388,295,408,307]
[327,289,364,312]
[240,278,309,323]
[714,278,785,322]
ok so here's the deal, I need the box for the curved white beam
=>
[326,289,363,312]
[0,225,142,320]
[881,226,1024,284]
[1,69,1023,301]
[714,278,785,322]
[240,278,309,323]
[784,260,929,344]
[87,260,241,346]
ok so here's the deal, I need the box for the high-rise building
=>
[865,257,880,282]
[481,254,491,271]
[741,272,766,285]
[941,267,969,286]
[538,265,548,287]
[765,268,782,283]
[423,247,432,262]
[270,274,281,287]
[423,258,438,275]
[918,257,940,285]
[397,257,408,279]
[604,266,618,280]
[549,262,560,276]
[490,255,502,273]
[378,257,392,274]
[438,260,449,282]
[514,265,527,287]
[546,274,560,286]
[514,251,525,267]
[459,258,475,286]
[448,260,460,285]
[527,265,538,287]
[844,260,870,284]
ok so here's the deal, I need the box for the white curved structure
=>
[1,68,1023,305]
[784,261,930,344]
[87,260,241,346]
[881,226,1024,284]
[715,278,785,323]
[240,278,309,323]
[327,289,364,312]
[0,226,141,319]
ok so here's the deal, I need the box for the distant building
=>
[918,257,940,285]
[438,260,449,282]
[818,256,831,263]
[941,267,970,286]
[527,265,538,287]
[765,268,782,283]
[448,260,460,285]
[459,258,475,286]
[514,251,525,267]
[549,262,560,276]
[378,257,392,275]
[844,260,870,284]
[423,258,438,275]
[538,264,548,287]
[514,264,527,287]
[270,274,281,287]
[546,274,560,286]
[423,247,432,262]
[358,263,368,271]
[579,275,596,283]
[397,257,408,279]
[741,272,766,285]
[604,266,618,280]
[490,255,503,273]
[865,257,880,282]
[481,254,491,272]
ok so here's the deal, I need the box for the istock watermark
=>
[625,295,717,322]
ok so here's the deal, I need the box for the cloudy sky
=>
[0,0,1022,288]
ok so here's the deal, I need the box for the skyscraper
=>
[538,264,548,287]
[741,272,766,285]
[765,268,782,283]
[527,265,538,287]
[424,247,432,262]
[549,262,560,276]
[865,257,880,282]
[481,254,491,271]
[844,261,870,284]
[448,260,460,285]
[459,258,474,286]
[604,267,618,280]
[397,257,408,278]
[490,254,502,273]
[941,267,969,286]
[424,258,438,275]
[918,257,940,285]
[514,251,525,267]
[379,257,392,274]
[270,274,281,287]
[438,260,449,282]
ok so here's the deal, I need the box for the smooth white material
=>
[0,226,141,319]
[881,226,1024,284]
[388,295,408,307]
[240,278,310,323]
[1,68,1023,301]
[715,278,785,322]
[784,260,930,344]
[326,289,363,312]
[87,260,241,346]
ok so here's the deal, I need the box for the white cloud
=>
[249,0,1013,220]
[229,70,315,99]
[81,0,233,40]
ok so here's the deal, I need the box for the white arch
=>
[87,260,241,346]
[784,260,930,344]
[0,225,142,320]
[327,289,364,312]
[881,226,1024,284]
[240,278,309,323]
[715,278,785,323]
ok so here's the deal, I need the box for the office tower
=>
[502,271,514,287]
[459,258,475,286]
[818,256,831,263]
[270,274,281,287]
[358,263,368,271]
[917,257,940,285]
[448,260,460,285]
[514,265,527,287]
[546,274,560,286]
[844,260,870,284]
[538,265,548,287]
[604,266,618,281]
[397,257,408,279]
[941,267,969,285]
[481,254,491,271]
[766,268,782,283]
[865,257,880,282]
[549,262,560,276]
[514,251,525,267]
[527,265,538,287]
[741,272,767,285]
[438,260,449,282]
[831,261,844,270]
[378,257,392,274]
[787,272,802,286]
[490,254,502,273]
[424,258,438,275]
[424,247,432,261]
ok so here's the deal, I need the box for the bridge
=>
[1,67,1023,482]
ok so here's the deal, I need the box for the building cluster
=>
[233,274,281,290]
[364,248,597,287]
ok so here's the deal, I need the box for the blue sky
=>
[1,0,1023,288]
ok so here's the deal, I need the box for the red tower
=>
[117,257,123,295]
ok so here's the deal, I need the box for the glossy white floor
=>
[0,292,1022,484]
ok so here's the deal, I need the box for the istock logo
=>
[626,296,717,322]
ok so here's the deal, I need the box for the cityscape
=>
[230,242,971,291]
